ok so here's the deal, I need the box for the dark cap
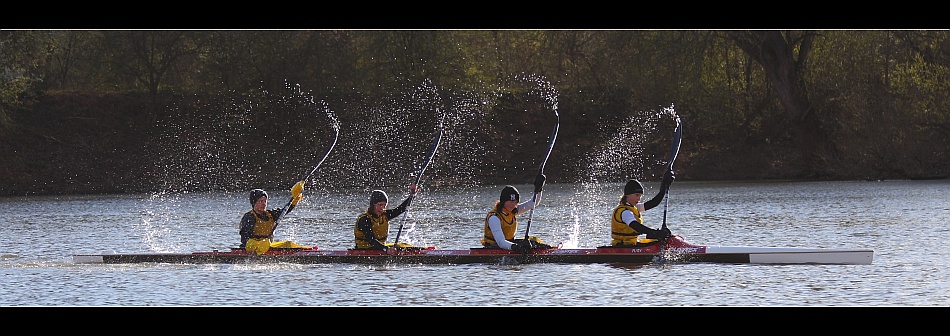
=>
[370,190,388,205]
[249,189,268,205]
[500,185,520,203]
[624,179,644,195]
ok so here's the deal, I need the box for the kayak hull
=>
[71,236,873,265]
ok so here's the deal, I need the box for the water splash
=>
[144,81,339,193]
[565,104,679,247]
[513,72,559,113]
[560,211,581,249]
[135,75,578,251]
[138,82,341,251]
[583,104,678,183]
[135,191,180,253]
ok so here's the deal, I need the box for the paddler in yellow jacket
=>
[353,184,418,252]
[610,171,675,246]
[239,181,311,255]
[481,174,552,253]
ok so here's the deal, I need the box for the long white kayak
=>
[701,245,873,265]
[72,235,873,265]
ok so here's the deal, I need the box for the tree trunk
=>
[727,30,829,178]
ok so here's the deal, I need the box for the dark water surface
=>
[2,180,947,306]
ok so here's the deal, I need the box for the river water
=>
[1,180,948,306]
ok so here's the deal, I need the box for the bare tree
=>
[100,31,207,115]
[726,30,829,177]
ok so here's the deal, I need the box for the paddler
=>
[481,174,552,253]
[610,170,675,246]
[239,181,310,255]
[353,184,418,252]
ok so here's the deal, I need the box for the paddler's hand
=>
[408,184,418,195]
[662,170,675,187]
[660,227,672,238]
[511,241,530,253]
[290,180,305,206]
[645,227,671,239]
[291,180,305,198]
[533,173,546,193]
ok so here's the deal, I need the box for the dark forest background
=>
[1,30,948,196]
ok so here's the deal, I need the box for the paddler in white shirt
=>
[481,173,552,252]
[610,170,675,246]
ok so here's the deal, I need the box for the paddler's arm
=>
[515,191,540,214]
[642,190,665,210]
[629,221,662,236]
[621,209,665,237]
[643,170,675,210]
[239,212,256,247]
[387,194,414,219]
[386,184,417,219]
[487,215,516,250]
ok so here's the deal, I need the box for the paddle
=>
[521,107,560,245]
[392,111,445,246]
[658,113,683,255]
[272,114,341,231]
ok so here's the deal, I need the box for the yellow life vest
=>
[354,211,390,249]
[249,210,276,238]
[244,210,276,255]
[610,202,656,246]
[482,208,517,247]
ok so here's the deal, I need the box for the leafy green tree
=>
[0,30,52,129]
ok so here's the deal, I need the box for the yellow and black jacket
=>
[239,208,288,248]
[354,195,413,249]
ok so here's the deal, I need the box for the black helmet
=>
[369,190,388,205]
[624,179,644,195]
[249,189,268,205]
[500,185,520,203]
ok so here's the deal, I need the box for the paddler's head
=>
[500,185,520,203]
[249,189,268,212]
[369,190,388,216]
[623,179,643,204]
[499,185,520,212]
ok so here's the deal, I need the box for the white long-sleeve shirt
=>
[620,202,647,225]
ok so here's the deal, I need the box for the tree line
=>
[1,30,948,196]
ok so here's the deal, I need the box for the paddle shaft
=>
[272,119,340,232]
[393,114,444,245]
[659,115,682,252]
[523,112,559,242]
